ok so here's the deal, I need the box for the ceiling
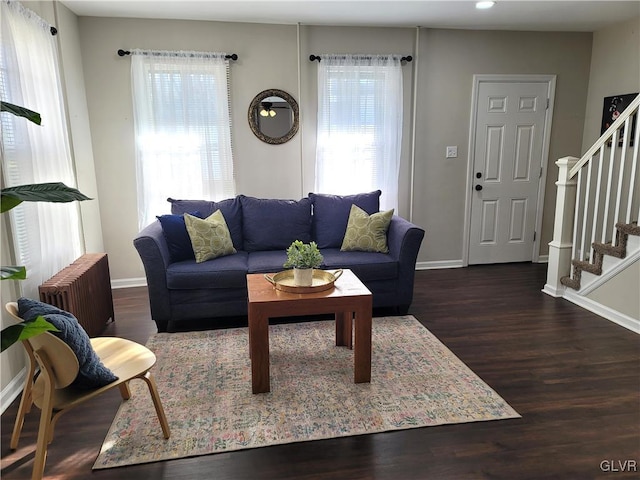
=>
[60,0,640,32]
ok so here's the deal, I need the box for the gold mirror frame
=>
[248,89,299,145]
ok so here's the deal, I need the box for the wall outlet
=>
[446,146,458,158]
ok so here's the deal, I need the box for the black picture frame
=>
[601,93,638,147]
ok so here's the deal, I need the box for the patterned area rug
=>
[94,316,519,469]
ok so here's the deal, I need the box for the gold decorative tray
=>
[264,269,343,294]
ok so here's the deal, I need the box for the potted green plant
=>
[283,240,323,286]
[1,101,91,352]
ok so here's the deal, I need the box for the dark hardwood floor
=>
[2,263,639,479]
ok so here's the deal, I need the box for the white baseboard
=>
[111,277,147,289]
[115,263,637,334]
[112,263,468,290]
[562,289,640,334]
[112,263,466,288]
[113,264,465,289]
[418,258,547,269]
[1,366,26,415]
[416,260,464,270]
[542,283,565,298]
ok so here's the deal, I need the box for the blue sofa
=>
[133,191,425,332]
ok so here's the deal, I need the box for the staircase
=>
[544,94,639,332]
[561,222,640,290]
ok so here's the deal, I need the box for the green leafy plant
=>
[0,101,41,124]
[1,182,91,214]
[283,240,323,269]
[1,101,91,352]
[1,315,58,352]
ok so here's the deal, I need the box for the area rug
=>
[94,315,519,469]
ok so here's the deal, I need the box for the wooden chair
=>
[5,302,170,480]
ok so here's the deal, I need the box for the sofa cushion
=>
[239,195,312,252]
[247,250,290,273]
[17,297,118,390]
[320,249,398,282]
[309,190,381,249]
[157,211,201,263]
[168,197,243,249]
[341,205,394,253]
[166,252,249,290]
[184,211,236,263]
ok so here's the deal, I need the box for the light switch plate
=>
[446,146,458,158]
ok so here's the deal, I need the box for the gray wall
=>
[79,18,302,283]
[587,259,640,320]
[413,29,592,262]
[583,16,640,319]
[78,17,595,282]
[582,16,640,151]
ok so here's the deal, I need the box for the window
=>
[315,55,403,211]
[130,50,235,229]
[1,0,82,297]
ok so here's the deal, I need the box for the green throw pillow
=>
[184,210,236,263]
[340,204,394,253]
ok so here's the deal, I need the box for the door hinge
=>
[539,167,543,178]
[546,98,549,109]
[533,231,537,241]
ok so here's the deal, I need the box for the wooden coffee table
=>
[247,269,372,394]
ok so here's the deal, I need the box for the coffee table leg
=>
[354,301,372,383]
[335,311,353,349]
[248,308,270,394]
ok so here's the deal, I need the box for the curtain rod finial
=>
[117,49,130,57]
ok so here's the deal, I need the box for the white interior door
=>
[468,79,550,264]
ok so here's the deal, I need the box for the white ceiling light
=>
[476,1,496,9]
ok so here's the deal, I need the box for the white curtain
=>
[315,54,403,211]
[1,0,82,298]
[130,50,235,229]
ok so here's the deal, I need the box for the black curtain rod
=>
[117,49,238,60]
[309,54,412,63]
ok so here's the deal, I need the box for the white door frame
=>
[463,74,556,266]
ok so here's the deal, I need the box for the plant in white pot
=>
[283,240,323,286]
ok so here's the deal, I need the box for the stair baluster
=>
[545,94,639,294]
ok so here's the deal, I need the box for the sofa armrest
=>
[387,216,424,259]
[387,215,425,309]
[133,221,172,332]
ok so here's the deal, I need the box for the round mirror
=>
[248,89,299,144]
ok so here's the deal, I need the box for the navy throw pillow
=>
[17,298,118,390]
[239,195,312,252]
[309,191,381,248]
[157,211,201,263]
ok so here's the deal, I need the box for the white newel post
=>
[543,156,579,297]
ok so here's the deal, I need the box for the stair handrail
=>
[545,92,639,298]
[569,93,640,178]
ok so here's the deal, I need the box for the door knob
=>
[475,184,483,191]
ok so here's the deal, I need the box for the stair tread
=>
[564,221,639,291]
